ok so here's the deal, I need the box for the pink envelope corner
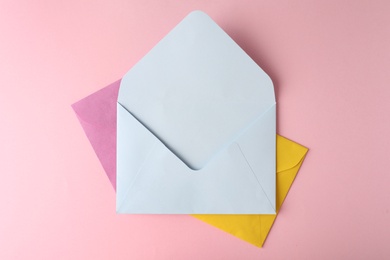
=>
[71,80,121,189]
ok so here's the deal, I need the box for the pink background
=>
[1,0,389,259]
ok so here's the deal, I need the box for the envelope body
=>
[72,80,308,247]
[116,11,276,214]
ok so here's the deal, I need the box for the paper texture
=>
[117,11,276,214]
[72,81,308,247]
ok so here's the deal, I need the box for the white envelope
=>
[116,11,276,214]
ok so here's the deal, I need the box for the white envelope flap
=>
[118,11,275,170]
[116,11,276,214]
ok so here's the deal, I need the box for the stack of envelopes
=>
[72,11,308,247]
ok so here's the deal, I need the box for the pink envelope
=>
[72,80,121,190]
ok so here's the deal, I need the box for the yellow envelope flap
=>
[193,135,308,247]
[275,135,308,211]
[277,135,308,173]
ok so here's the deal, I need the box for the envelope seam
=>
[208,103,276,166]
[278,159,304,175]
[117,141,158,212]
[278,154,308,176]
[236,143,276,212]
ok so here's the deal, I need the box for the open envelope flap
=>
[117,103,276,214]
[117,11,276,214]
[118,11,275,171]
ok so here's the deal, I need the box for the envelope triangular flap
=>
[118,11,275,170]
[277,136,308,172]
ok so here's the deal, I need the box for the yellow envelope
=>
[193,135,308,247]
